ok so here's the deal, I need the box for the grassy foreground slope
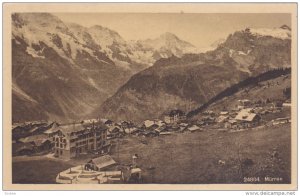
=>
[12,122,291,184]
[112,123,291,184]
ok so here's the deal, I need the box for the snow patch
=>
[26,47,45,58]
[229,49,235,57]
[238,51,247,56]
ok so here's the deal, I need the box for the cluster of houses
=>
[103,109,203,139]
[11,109,202,157]
[203,98,291,130]
[12,98,291,157]
[12,121,58,156]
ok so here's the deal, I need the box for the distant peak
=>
[89,25,112,32]
[280,24,291,31]
[160,32,179,39]
[90,25,105,29]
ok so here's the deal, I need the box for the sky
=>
[53,13,291,49]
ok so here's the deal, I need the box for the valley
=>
[10,13,293,185]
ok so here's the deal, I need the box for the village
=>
[12,96,291,184]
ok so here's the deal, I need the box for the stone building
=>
[53,121,108,159]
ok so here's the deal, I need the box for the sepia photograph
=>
[2,2,297,191]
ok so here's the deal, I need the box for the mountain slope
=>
[12,13,131,122]
[12,13,199,123]
[95,26,291,123]
[188,68,291,118]
[206,72,291,114]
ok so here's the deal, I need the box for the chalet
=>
[104,120,114,127]
[87,155,116,171]
[119,121,135,133]
[234,109,261,128]
[203,110,215,116]
[124,127,138,134]
[19,134,48,144]
[202,116,216,125]
[197,121,205,126]
[187,125,201,132]
[83,118,100,124]
[272,117,291,125]
[155,125,167,133]
[237,99,251,110]
[33,139,53,153]
[164,110,186,124]
[225,119,238,129]
[12,142,34,156]
[283,102,291,107]
[220,111,229,115]
[43,122,60,138]
[168,124,181,132]
[178,123,189,132]
[108,126,123,139]
[53,122,108,159]
[128,127,142,135]
[143,120,155,128]
[216,115,229,123]
[154,119,165,127]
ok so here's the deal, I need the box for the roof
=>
[33,139,51,146]
[144,120,155,128]
[227,119,237,124]
[83,118,99,123]
[12,142,34,153]
[19,134,47,143]
[58,124,86,134]
[104,120,113,124]
[180,123,188,127]
[216,115,228,123]
[28,126,40,133]
[235,109,259,122]
[274,117,290,121]
[100,119,108,123]
[238,99,250,102]
[154,120,165,127]
[44,123,60,134]
[109,126,122,133]
[188,125,200,131]
[89,155,116,169]
[155,125,167,132]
